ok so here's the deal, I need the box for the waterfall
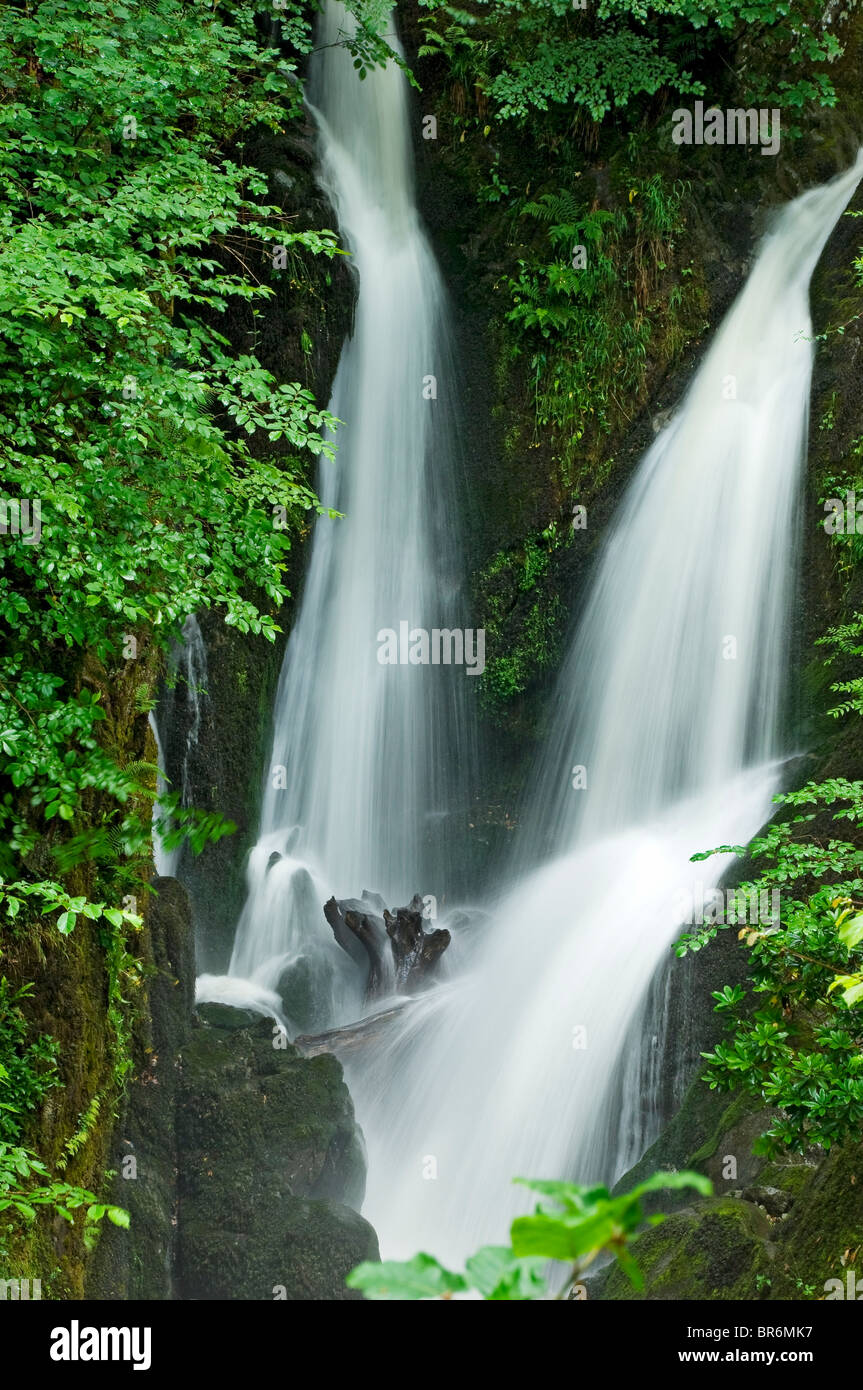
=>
[349,156,863,1265]
[150,615,209,880]
[148,711,173,878]
[522,160,863,859]
[172,615,208,814]
[202,2,476,1031]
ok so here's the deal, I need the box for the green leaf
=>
[511,1207,617,1261]
[346,1253,467,1300]
[627,1170,713,1202]
[464,1244,546,1300]
[838,912,863,951]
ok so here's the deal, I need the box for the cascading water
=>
[350,156,863,1265]
[151,615,208,880]
[148,711,172,878]
[202,2,476,1030]
[166,615,208,815]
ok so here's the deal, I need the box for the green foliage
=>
[154,801,238,858]
[0,0,344,889]
[56,1093,102,1173]
[475,533,565,709]
[0,1142,127,1242]
[678,781,863,1151]
[0,881,144,1088]
[337,0,418,84]
[418,0,698,123]
[492,26,691,124]
[0,978,60,1145]
[0,0,350,1154]
[347,1169,711,1298]
[0,878,142,941]
[817,612,863,719]
[503,176,687,470]
[417,0,841,126]
[506,201,644,448]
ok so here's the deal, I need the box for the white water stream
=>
[198,3,475,1031]
[151,614,208,879]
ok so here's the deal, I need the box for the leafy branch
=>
[347,1170,712,1299]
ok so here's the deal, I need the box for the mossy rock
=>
[195,1002,258,1031]
[178,1017,366,1201]
[175,1013,372,1298]
[592,1198,774,1301]
[763,1141,863,1299]
[613,1076,762,1215]
[609,1072,861,1300]
[754,1156,820,1204]
[179,1196,378,1301]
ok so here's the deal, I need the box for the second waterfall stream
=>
[347,145,863,1260]
[196,5,863,1268]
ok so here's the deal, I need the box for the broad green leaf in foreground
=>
[346,1253,467,1300]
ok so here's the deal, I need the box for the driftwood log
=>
[294,1003,408,1060]
[323,890,450,1000]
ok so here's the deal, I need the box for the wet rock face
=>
[599,1069,862,1301]
[178,1195,379,1302]
[741,1186,796,1218]
[88,883,378,1301]
[175,1010,377,1301]
[591,1141,863,1303]
[86,876,195,1301]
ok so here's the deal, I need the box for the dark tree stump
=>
[384,894,451,993]
[323,896,390,997]
[323,890,450,999]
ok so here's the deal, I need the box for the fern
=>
[522,190,585,226]
[122,759,160,793]
[134,684,156,715]
[56,1093,102,1173]
[817,614,863,717]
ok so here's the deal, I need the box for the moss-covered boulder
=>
[593,1198,775,1301]
[602,1061,862,1300]
[761,1142,863,1299]
[179,1196,377,1301]
[175,1010,376,1300]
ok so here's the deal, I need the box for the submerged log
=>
[294,1003,408,1059]
[324,889,450,1000]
